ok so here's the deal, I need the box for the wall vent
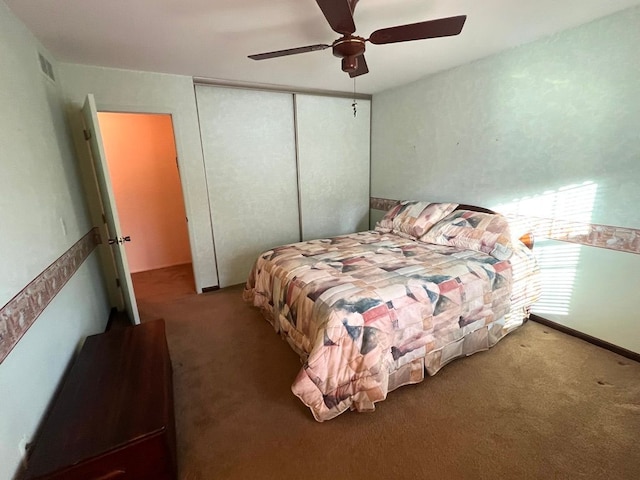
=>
[38,52,55,83]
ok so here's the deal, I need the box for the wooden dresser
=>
[22,319,177,480]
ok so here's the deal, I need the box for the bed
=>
[244,201,541,421]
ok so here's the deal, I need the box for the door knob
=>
[107,236,131,245]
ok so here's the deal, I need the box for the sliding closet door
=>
[296,95,370,240]
[196,86,300,287]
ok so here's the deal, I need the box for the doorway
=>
[97,112,195,320]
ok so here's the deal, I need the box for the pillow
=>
[375,201,459,239]
[420,210,514,260]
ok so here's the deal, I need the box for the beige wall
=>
[98,113,192,273]
[0,3,109,478]
[370,8,640,352]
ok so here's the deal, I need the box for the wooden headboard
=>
[455,204,497,215]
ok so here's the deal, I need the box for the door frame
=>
[80,100,202,318]
[97,110,197,278]
[86,101,201,295]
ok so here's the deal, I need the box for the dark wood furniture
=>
[22,319,177,480]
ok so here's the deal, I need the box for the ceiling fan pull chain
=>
[352,77,357,118]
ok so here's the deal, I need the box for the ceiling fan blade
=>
[248,44,330,61]
[349,55,369,78]
[315,0,356,35]
[368,15,467,45]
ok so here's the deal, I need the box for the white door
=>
[196,86,300,287]
[82,94,141,324]
[296,95,371,240]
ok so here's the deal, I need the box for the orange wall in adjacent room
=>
[98,113,191,273]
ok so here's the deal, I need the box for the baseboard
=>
[530,314,640,363]
[130,262,192,274]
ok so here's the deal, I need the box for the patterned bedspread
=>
[244,231,540,421]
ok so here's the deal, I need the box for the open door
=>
[83,94,141,325]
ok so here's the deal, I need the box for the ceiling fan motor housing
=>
[332,36,366,72]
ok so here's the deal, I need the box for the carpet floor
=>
[131,264,640,480]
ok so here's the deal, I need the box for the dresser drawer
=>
[30,430,175,480]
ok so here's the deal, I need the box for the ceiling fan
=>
[248,0,467,78]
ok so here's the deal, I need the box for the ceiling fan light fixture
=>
[341,56,358,73]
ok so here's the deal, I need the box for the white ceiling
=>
[6,0,640,94]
